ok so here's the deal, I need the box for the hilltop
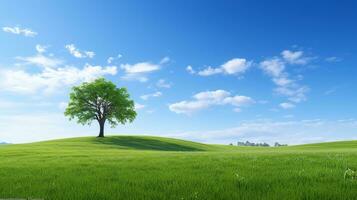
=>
[0,136,357,199]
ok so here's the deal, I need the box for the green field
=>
[0,136,357,199]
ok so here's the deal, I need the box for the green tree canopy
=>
[65,78,137,137]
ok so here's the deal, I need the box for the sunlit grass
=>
[0,136,357,199]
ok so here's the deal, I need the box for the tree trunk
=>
[98,120,105,137]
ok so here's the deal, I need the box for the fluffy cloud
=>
[121,62,159,74]
[197,58,252,76]
[272,77,292,87]
[159,56,170,64]
[65,44,95,58]
[107,57,114,64]
[281,50,311,65]
[169,90,254,114]
[134,103,146,110]
[223,95,255,107]
[221,58,252,74]
[198,66,222,76]
[193,90,230,102]
[12,47,111,92]
[169,100,209,114]
[140,91,162,100]
[2,26,37,37]
[279,102,295,109]
[121,62,159,82]
[16,54,63,68]
[156,79,171,88]
[120,57,167,82]
[35,44,48,54]
[275,86,309,103]
[0,64,117,94]
[186,65,195,74]
[260,50,310,107]
[107,54,122,64]
[260,58,285,77]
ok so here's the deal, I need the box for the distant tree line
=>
[273,142,288,147]
[234,141,288,147]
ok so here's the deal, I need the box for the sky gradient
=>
[0,0,357,144]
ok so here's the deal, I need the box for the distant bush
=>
[235,141,288,147]
[237,141,270,147]
[274,142,288,147]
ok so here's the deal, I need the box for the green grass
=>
[1,135,357,199]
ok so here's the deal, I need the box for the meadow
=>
[0,136,356,199]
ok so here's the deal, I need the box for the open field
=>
[0,136,357,199]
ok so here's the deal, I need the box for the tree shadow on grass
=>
[92,136,204,151]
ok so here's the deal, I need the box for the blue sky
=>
[0,0,357,144]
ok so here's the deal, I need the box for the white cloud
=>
[193,90,231,102]
[120,60,162,82]
[0,64,117,94]
[65,44,95,58]
[140,91,162,100]
[281,50,310,65]
[198,66,222,76]
[35,44,48,54]
[279,102,295,109]
[121,74,148,82]
[221,58,252,74]
[65,44,82,58]
[260,50,310,107]
[121,62,159,74]
[169,100,210,114]
[223,95,255,107]
[325,56,342,62]
[107,54,123,64]
[273,77,293,87]
[107,57,115,64]
[260,58,285,77]
[156,79,171,88]
[2,26,37,37]
[198,58,251,76]
[275,86,309,103]
[16,54,63,68]
[169,90,254,114]
[159,56,170,64]
[186,65,195,74]
[134,103,146,110]
[85,51,95,58]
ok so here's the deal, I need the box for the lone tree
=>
[65,78,137,137]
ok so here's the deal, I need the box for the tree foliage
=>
[65,78,136,137]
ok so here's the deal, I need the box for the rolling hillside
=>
[0,136,357,199]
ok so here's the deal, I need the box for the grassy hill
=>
[0,136,357,199]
